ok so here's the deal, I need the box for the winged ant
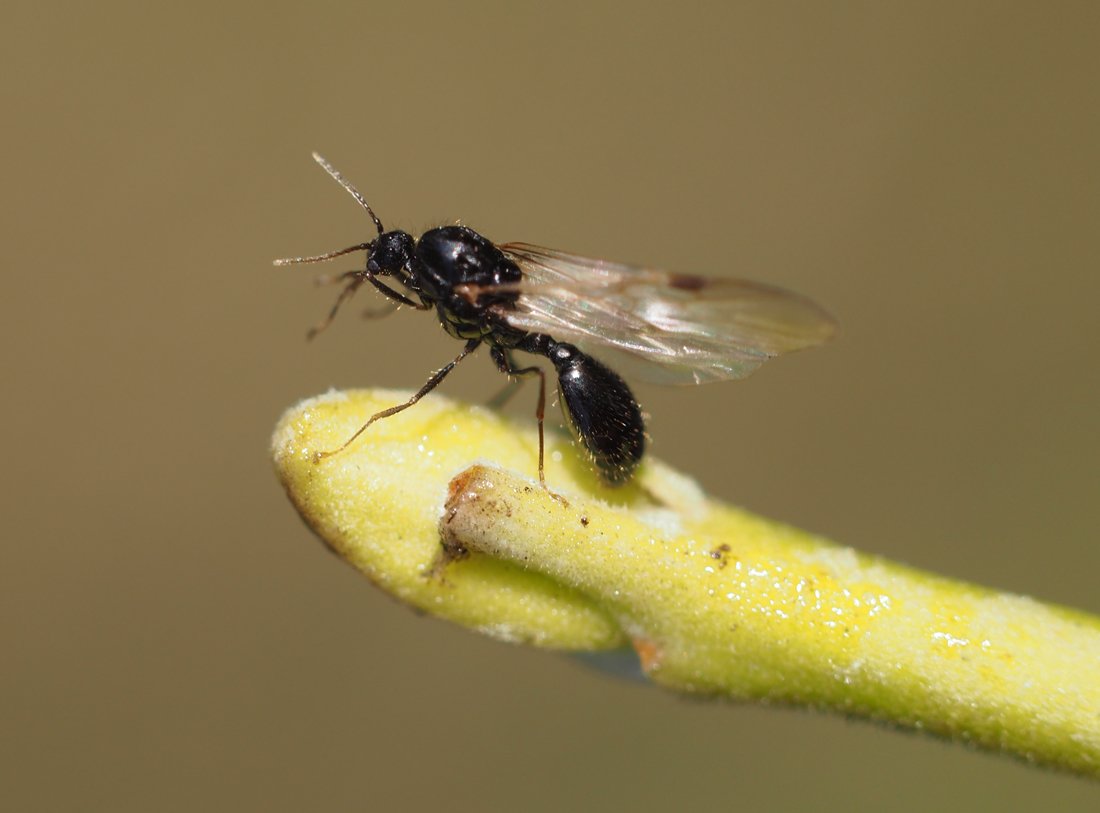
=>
[276,153,835,488]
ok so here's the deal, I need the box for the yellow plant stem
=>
[272,389,1100,777]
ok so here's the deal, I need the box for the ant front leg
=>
[314,339,481,463]
[360,300,401,320]
[307,271,425,339]
[355,273,430,319]
[363,274,431,310]
[307,272,365,340]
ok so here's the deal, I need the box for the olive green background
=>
[3,1,1098,810]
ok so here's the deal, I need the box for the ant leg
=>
[361,300,400,320]
[314,339,481,462]
[364,274,429,309]
[308,274,365,340]
[313,270,361,287]
[491,348,550,490]
[310,271,428,337]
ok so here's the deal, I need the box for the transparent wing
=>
[495,242,837,385]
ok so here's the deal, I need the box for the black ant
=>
[276,153,835,488]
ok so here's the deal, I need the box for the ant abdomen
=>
[548,342,646,486]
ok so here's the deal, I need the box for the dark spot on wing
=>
[669,273,708,291]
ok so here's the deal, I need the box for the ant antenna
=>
[272,153,386,267]
[273,242,373,266]
[311,152,385,236]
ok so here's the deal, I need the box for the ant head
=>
[368,230,415,275]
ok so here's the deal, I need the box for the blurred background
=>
[3,1,1098,809]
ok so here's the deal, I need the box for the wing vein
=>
[498,243,836,386]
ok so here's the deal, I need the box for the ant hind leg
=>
[491,348,565,503]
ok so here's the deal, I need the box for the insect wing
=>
[498,243,837,385]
